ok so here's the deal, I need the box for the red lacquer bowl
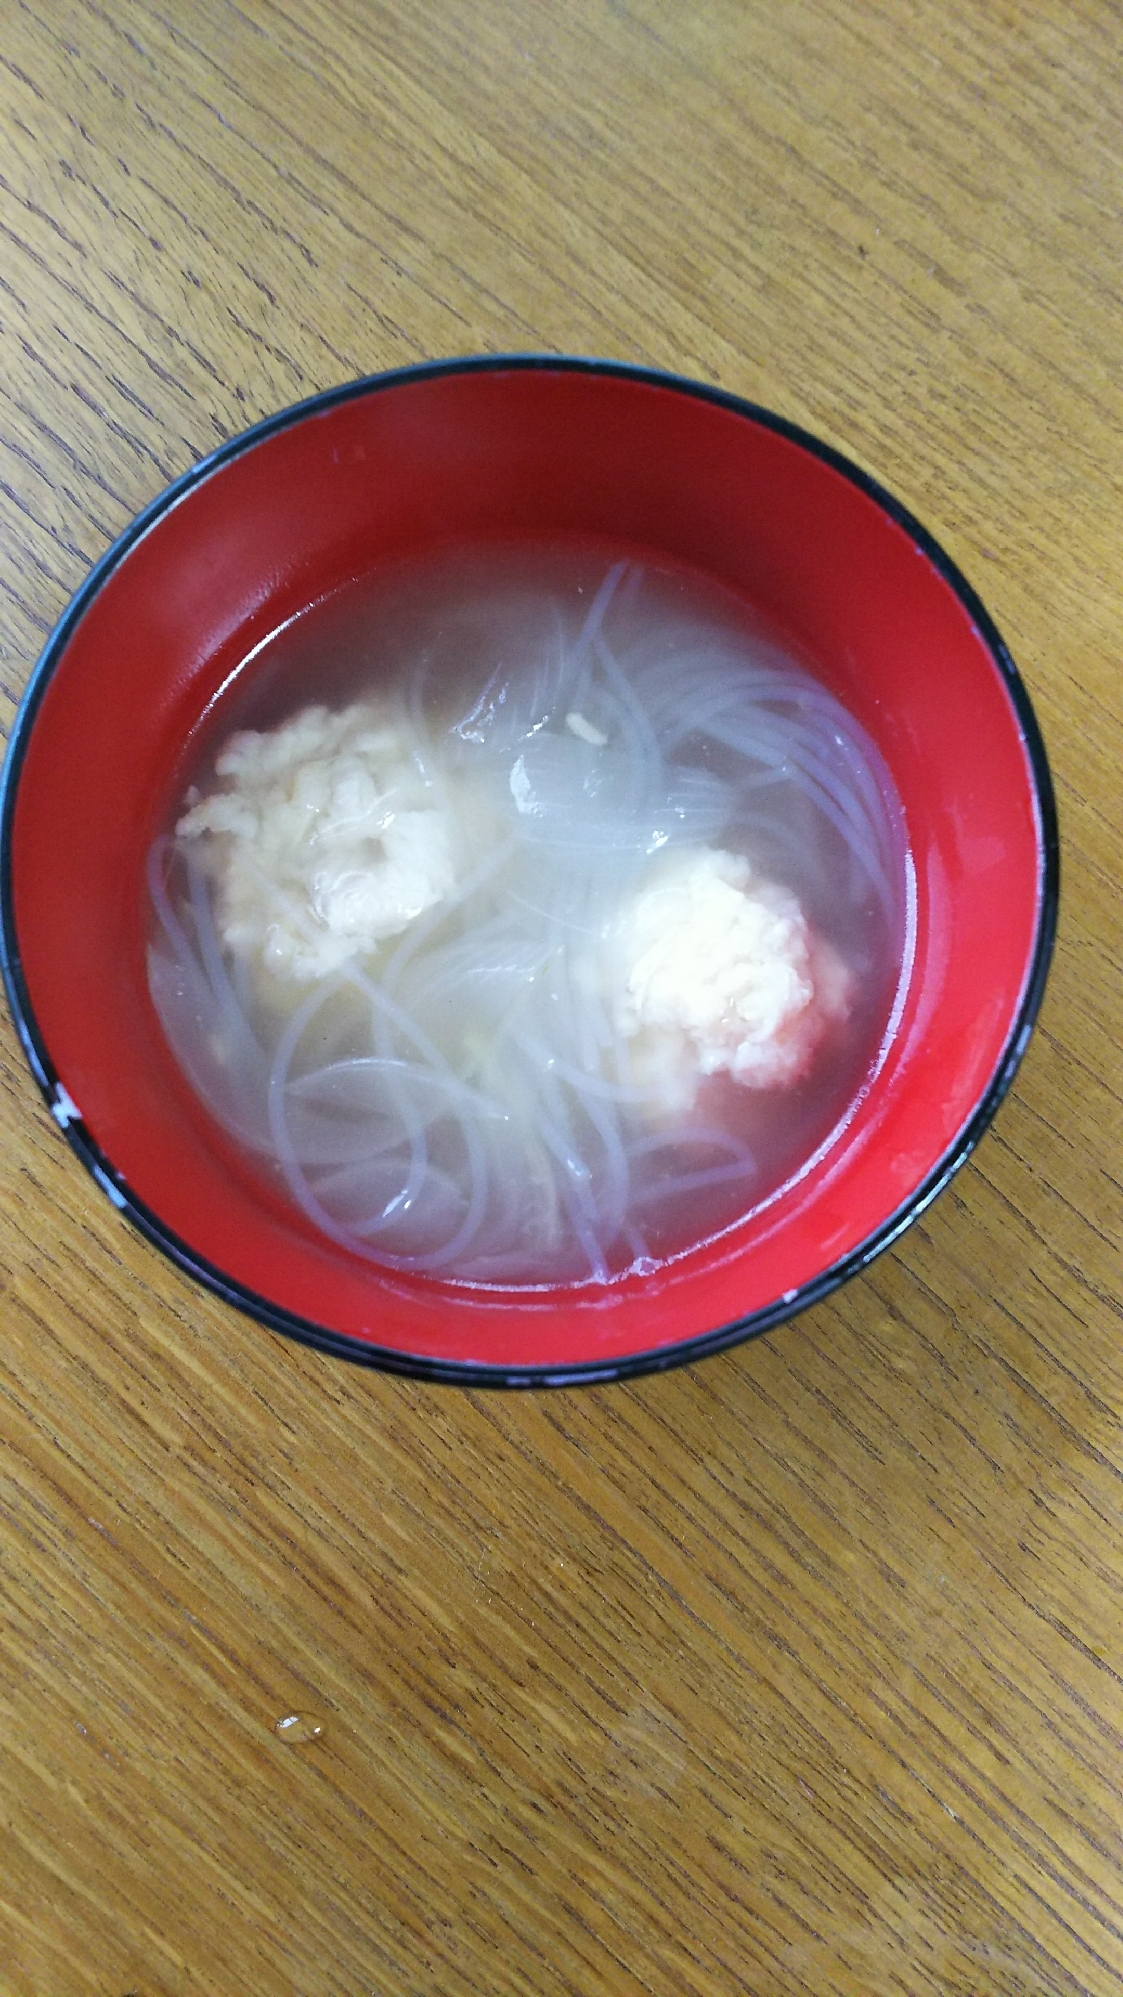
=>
[0,359,1057,1385]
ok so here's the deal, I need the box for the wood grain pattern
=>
[1,2,1120,1992]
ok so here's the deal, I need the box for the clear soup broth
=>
[147,540,909,1287]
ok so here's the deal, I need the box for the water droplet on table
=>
[274,1712,325,1744]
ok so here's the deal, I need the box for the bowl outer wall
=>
[0,358,1058,1382]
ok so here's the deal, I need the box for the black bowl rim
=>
[0,353,1059,1389]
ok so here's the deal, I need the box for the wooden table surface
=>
[1,4,1120,1993]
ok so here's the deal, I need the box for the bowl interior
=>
[6,362,1050,1377]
